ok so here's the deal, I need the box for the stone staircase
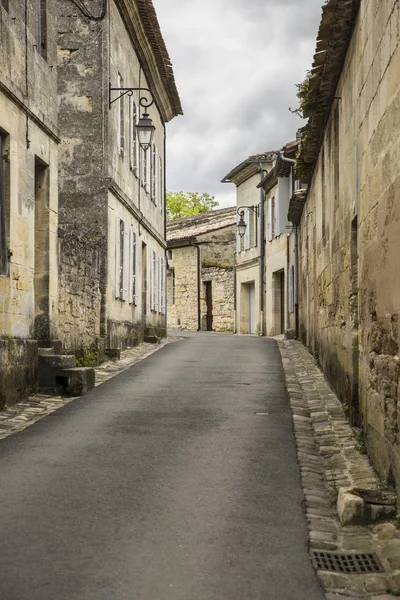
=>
[37,345,95,397]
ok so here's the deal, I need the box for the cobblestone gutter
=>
[279,340,400,599]
[0,338,179,441]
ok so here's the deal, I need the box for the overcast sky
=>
[154,0,322,208]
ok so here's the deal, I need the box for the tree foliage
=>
[166,191,218,220]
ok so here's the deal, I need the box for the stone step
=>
[56,367,95,396]
[38,347,55,356]
[39,354,76,369]
[38,353,77,394]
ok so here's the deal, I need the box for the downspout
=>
[233,251,237,333]
[279,152,299,339]
[190,241,201,331]
[259,163,265,336]
[295,226,299,339]
[286,233,290,335]
[163,126,167,334]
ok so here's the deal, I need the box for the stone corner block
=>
[337,487,364,526]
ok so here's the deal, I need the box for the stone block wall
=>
[201,266,234,332]
[58,227,102,355]
[167,245,198,331]
[299,0,400,491]
[0,339,37,408]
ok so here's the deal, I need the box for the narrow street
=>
[0,333,324,600]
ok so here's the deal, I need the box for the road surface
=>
[0,332,324,600]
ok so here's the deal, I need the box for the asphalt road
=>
[0,333,325,600]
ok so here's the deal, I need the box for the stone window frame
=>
[0,130,10,276]
[117,72,125,157]
[129,97,138,177]
[167,268,175,306]
[35,0,47,60]
[150,143,157,204]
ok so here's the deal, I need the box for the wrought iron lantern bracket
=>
[109,83,154,110]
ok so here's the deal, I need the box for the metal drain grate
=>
[312,551,384,574]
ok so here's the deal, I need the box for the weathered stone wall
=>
[56,0,109,352]
[0,0,59,405]
[298,0,400,490]
[57,0,168,352]
[167,245,198,331]
[201,266,234,332]
[58,227,102,354]
[0,339,37,408]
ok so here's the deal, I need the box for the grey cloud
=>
[155,0,322,207]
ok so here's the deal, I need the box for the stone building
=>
[290,0,400,492]
[222,152,275,335]
[257,142,299,338]
[222,147,300,337]
[56,0,182,356]
[166,207,236,332]
[0,0,60,406]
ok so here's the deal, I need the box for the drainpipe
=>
[233,251,237,333]
[259,163,265,336]
[279,152,300,340]
[295,226,299,339]
[190,241,201,331]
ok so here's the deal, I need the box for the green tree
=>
[166,191,218,220]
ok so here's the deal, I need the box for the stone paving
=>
[0,337,178,442]
[279,340,400,599]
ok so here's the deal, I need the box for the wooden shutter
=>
[268,198,273,241]
[122,223,129,301]
[115,215,121,298]
[129,229,136,304]
[244,208,250,250]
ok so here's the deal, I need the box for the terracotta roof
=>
[221,151,278,186]
[167,207,236,242]
[296,0,360,183]
[115,0,182,121]
[136,0,182,118]
[257,140,298,189]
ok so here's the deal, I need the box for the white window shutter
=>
[161,257,165,314]
[155,255,159,312]
[150,251,155,311]
[154,146,158,205]
[135,237,140,305]
[253,212,258,247]
[159,156,163,213]
[115,215,121,298]
[268,198,273,241]
[122,224,129,301]
[158,256,162,313]
[288,266,294,313]
[236,226,241,253]
[129,229,134,304]
[244,208,250,250]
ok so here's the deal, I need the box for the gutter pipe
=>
[259,162,265,336]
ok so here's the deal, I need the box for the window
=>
[159,155,163,211]
[268,196,275,241]
[167,268,175,306]
[129,98,138,174]
[160,258,165,314]
[35,0,47,59]
[151,144,157,203]
[129,229,138,305]
[115,216,128,300]
[150,250,155,310]
[117,73,124,156]
[288,265,294,313]
[0,132,10,275]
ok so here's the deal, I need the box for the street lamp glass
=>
[136,112,155,151]
[237,213,247,238]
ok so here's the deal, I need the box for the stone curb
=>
[0,337,181,441]
[278,340,400,599]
